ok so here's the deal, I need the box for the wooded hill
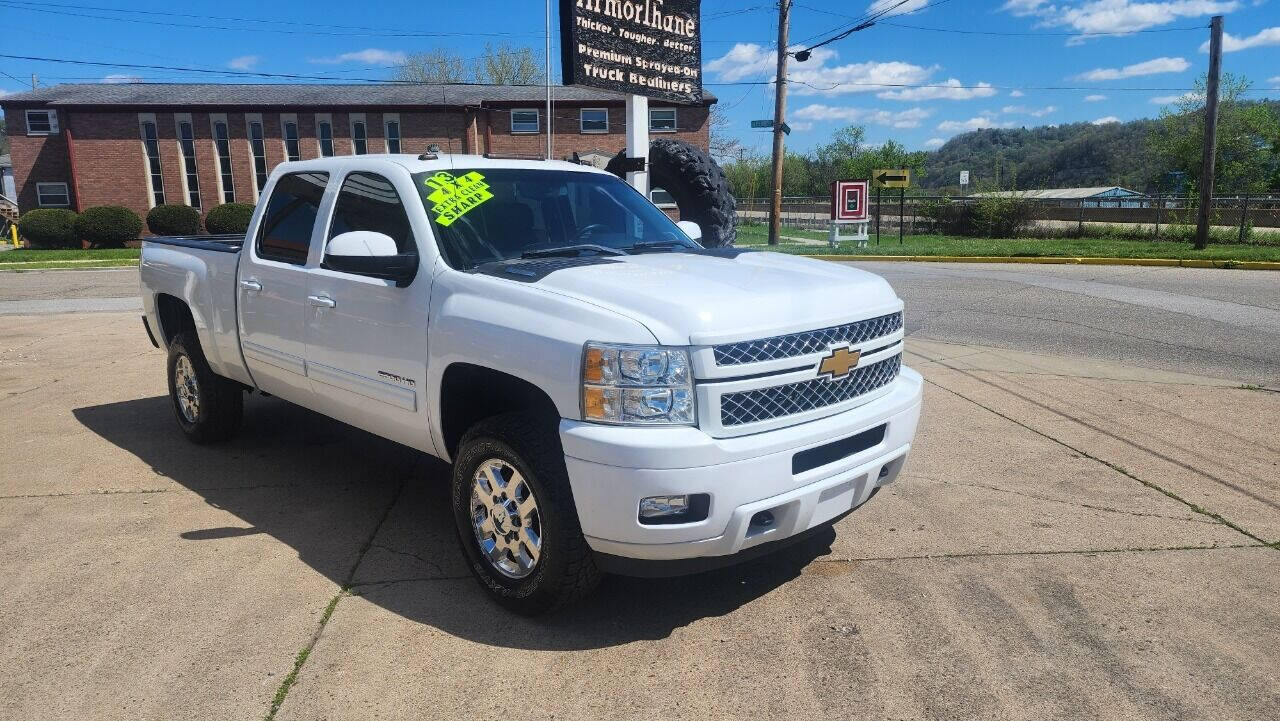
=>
[919,100,1279,193]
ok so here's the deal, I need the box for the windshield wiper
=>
[520,244,627,259]
[625,240,693,253]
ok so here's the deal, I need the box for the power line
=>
[793,0,958,58]
[877,21,1209,36]
[0,0,542,38]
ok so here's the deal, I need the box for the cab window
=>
[327,172,416,254]
[256,172,329,264]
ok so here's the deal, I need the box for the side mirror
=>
[323,231,418,287]
[326,231,398,257]
[676,220,702,242]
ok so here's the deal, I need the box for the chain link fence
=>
[736,193,1280,242]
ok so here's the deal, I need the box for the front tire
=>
[451,413,600,614]
[166,331,243,444]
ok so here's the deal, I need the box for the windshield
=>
[413,168,701,269]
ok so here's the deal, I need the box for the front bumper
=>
[559,366,923,570]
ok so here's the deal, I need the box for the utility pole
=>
[1195,15,1223,251]
[31,73,37,90]
[767,0,791,246]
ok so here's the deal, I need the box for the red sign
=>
[830,179,869,222]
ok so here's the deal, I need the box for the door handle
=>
[308,294,336,309]
[239,279,262,292]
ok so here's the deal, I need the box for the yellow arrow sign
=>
[874,169,911,188]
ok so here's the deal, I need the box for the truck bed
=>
[140,234,252,387]
[143,234,244,253]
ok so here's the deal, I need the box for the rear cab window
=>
[255,171,330,264]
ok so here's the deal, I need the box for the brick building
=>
[0,83,713,220]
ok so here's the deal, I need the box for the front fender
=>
[426,263,657,458]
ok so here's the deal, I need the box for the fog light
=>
[639,495,690,519]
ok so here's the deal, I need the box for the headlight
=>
[581,343,695,425]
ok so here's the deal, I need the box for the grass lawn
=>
[733,226,1280,263]
[0,248,140,271]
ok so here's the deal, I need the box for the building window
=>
[212,120,235,203]
[649,108,677,132]
[36,182,70,207]
[249,121,268,193]
[318,120,334,157]
[511,109,539,134]
[25,109,57,135]
[140,119,165,206]
[351,115,368,154]
[579,108,608,133]
[177,119,201,210]
[283,120,300,161]
[384,115,401,153]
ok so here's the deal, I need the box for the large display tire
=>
[606,138,737,247]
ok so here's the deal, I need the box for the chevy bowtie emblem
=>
[818,346,861,380]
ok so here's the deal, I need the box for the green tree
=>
[809,126,927,195]
[1149,74,1280,194]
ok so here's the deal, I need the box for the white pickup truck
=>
[140,154,922,614]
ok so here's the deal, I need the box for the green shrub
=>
[146,204,202,236]
[204,203,256,235]
[73,206,143,248]
[17,208,79,248]
[919,196,1035,238]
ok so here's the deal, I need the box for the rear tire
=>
[166,331,243,444]
[451,413,600,615]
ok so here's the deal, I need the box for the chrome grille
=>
[720,354,901,427]
[712,312,903,366]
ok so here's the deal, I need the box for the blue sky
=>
[1,0,1277,155]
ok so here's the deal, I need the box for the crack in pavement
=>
[921,372,1271,544]
[262,476,409,720]
[815,542,1267,564]
[350,575,472,589]
[365,542,450,578]
[901,473,1220,525]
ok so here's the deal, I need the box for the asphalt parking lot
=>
[1,263,1277,719]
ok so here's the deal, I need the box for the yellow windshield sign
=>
[424,171,494,227]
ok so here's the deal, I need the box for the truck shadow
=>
[73,394,834,651]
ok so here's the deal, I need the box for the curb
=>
[806,255,1280,270]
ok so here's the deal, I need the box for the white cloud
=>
[924,137,946,148]
[101,74,142,83]
[937,116,1015,132]
[1092,116,1121,124]
[1075,56,1189,81]
[705,43,990,100]
[1150,91,1203,104]
[868,0,928,16]
[878,78,997,101]
[788,121,814,132]
[1083,94,1107,101]
[228,55,260,71]
[1006,1,1239,36]
[1002,104,1057,117]
[793,104,934,128]
[1270,76,1280,85]
[1009,89,1025,97]
[308,48,407,65]
[1205,26,1280,52]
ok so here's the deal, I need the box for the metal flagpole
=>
[545,0,553,160]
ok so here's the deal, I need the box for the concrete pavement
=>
[0,264,1277,719]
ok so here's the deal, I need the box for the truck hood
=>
[524,250,903,346]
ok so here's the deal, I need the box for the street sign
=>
[960,170,970,186]
[830,179,869,222]
[559,0,703,104]
[779,122,791,135]
[874,169,911,188]
[750,119,773,128]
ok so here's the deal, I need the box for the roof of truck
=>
[278,153,613,176]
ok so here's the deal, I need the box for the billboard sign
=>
[560,0,703,104]
[831,179,869,223]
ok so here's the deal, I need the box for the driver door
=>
[303,170,433,452]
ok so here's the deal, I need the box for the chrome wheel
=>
[174,355,200,423]
[470,458,542,579]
